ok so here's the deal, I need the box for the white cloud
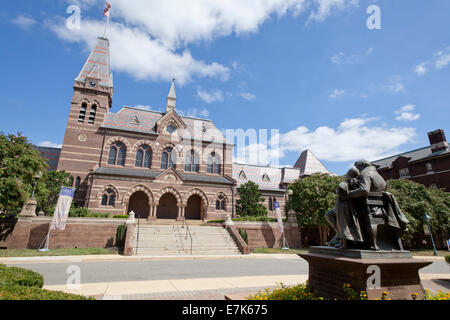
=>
[395,104,420,121]
[331,52,345,65]
[386,77,405,94]
[308,0,359,22]
[276,117,415,162]
[329,89,345,99]
[178,108,210,118]
[11,15,37,29]
[51,1,358,83]
[196,88,223,104]
[49,20,229,84]
[434,47,450,69]
[239,92,256,101]
[38,141,62,148]
[414,62,429,76]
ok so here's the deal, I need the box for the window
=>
[135,145,152,168]
[216,194,226,211]
[101,188,116,206]
[74,177,81,189]
[88,105,97,124]
[161,147,176,169]
[399,168,410,177]
[78,103,87,122]
[239,170,247,180]
[426,162,433,173]
[108,142,126,166]
[262,173,271,182]
[269,197,277,211]
[167,123,177,134]
[184,150,199,172]
[207,152,221,174]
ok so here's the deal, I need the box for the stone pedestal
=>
[19,198,37,217]
[299,246,433,300]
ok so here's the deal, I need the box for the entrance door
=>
[156,193,178,219]
[185,194,202,220]
[128,191,150,219]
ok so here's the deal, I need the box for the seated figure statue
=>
[326,160,409,251]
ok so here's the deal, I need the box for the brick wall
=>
[1,217,125,250]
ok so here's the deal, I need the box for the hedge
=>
[0,264,93,300]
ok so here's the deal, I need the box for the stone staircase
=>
[133,224,241,256]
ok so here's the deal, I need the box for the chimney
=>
[427,129,448,153]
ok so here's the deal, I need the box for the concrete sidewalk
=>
[0,253,445,264]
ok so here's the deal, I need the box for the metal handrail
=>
[135,214,140,255]
[182,218,193,255]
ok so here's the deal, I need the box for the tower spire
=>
[166,78,176,113]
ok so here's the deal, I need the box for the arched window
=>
[78,103,87,122]
[75,177,81,189]
[207,152,221,174]
[101,188,116,207]
[108,142,126,166]
[88,104,97,124]
[161,147,176,169]
[215,194,226,211]
[184,150,199,172]
[135,145,152,168]
[269,198,273,211]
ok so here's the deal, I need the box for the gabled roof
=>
[294,150,329,175]
[101,107,230,144]
[75,37,113,88]
[372,146,449,169]
[232,163,285,191]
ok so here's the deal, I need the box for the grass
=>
[251,248,309,254]
[0,248,116,257]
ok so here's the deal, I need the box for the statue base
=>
[299,246,433,300]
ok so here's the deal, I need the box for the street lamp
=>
[31,171,43,199]
[287,189,293,210]
[424,213,438,256]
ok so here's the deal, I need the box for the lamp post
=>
[31,172,43,199]
[424,213,438,256]
[287,189,293,210]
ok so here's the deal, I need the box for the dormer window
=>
[239,170,247,180]
[167,123,177,134]
[262,173,271,182]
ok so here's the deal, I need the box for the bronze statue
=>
[326,160,409,251]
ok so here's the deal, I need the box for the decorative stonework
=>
[104,136,132,154]
[131,140,158,154]
[184,188,209,206]
[96,184,120,200]
[78,134,88,142]
[156,186,182,205]
[122,184,154,204]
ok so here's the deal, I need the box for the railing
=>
[135,213,140,255]
[182,218,193,255]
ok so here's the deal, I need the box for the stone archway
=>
[128,191,150,219]
[156,193,178,219]
[185,194,202,220]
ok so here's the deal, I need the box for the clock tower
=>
[57,37,114,206]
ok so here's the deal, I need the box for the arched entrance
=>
[185,194,202,220]
[156,193,178,219]
[128,191,150,219]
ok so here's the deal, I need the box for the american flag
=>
[104,2,111,17]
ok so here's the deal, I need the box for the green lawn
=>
[0,248,117,257]
[251,248,309,254]
[409,249,449,257]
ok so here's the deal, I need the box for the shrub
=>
[112,215,128,219]
[247,282,321,300]
[0,264,44,288]
[446,255,450,264]
[238,229,248,244]
[115,224,126,248]
[0,284,93,300]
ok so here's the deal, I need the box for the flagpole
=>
[102,13,109,38]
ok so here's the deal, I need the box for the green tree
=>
[0,133,48,215]
[287,173,344,245]
[386,179,450,248]
[35,170,73,215]
[236,181,267,217]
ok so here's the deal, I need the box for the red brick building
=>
[44,36,331,221]
[372,129,450,191]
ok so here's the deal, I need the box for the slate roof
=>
[372,147,432,169]
[75,37,113,88]
[101,107,230,144]
[232,163,286,191]
[93,167,234,185]
[294,150,329,175]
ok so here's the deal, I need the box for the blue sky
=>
[1,0,449,175]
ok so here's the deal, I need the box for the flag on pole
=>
[50,187,75,231]
[274,201,284,234]
[104,2,111,17]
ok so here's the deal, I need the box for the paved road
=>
[6,256,449,286]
